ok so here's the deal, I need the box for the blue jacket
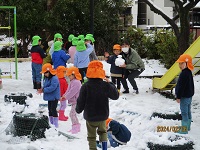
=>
[107,54,124,75]
[108,120,131,144]
[175,68,194,99]
[52,50,70,69]
[43,76,60,101]
[74,43,93,68]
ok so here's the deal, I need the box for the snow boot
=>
[33,81,37,89]
[178,120,188,134]
[71,123,81,134]
[53,117,59,128]
[122,89,129,93]
[49,116,54,125]
[58,110,68,121]
[36,82,41,90]
[188,119,191,131]
[135,89,139,94]
[101,141,107,150]
[96,141,102,148]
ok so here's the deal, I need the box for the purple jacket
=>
[63,79,81,104]
[68,46,76,64]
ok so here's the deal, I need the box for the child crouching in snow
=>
[99,118,131,148]
[61,67,82,134]
[38,63,60,128]
[56,66,68,121]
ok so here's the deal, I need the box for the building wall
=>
[132,0,138,27]
[136,0,173,29]
[152,0,173,25]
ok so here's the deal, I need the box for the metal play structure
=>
[0,6,18,79]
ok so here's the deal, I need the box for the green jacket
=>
[43,47,52,65]
[122,48,145,70]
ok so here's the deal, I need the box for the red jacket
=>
[31,45,46,64]
[59,78,68,97]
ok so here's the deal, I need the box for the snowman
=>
[115,55,125,66]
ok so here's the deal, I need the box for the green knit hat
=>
[54,41,62,51]
[32,35,41,46]
[68,34,74,42]
[72,37,79,46]
[85,34,95,43]
[76,40,86,51]
[54,33,63,42]
[78,35,85,41]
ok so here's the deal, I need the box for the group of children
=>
[30,32,194,149]
[32,33,96,134]
[30,33,131,150]
[37,63,81,134]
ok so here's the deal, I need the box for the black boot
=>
[33,81,37,89]
[36,82,41,90]
[122,89,129,93]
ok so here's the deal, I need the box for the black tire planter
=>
[147,135,194,150]
[13,113,50,140]
[15,128,46,139]
[4,92,33,105]
[147,141,194,150]
[151,112,182,120]
[159,91,176,100]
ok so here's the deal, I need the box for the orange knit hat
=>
[66,67,82,80]
[86,60,105,79]
[176,54,194,71]
[41,63,56,75]
[56,66,67,78]
[106,118,113,128]
[113,44,121,52]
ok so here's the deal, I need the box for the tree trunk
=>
[177,11,190,54]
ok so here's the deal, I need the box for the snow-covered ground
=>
[0,59,200,150]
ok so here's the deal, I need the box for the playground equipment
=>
[153,36,200,91]
[0,6,18,79]
[0,68,2,89]
[0,59,12,78]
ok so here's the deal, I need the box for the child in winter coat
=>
[175,54,194,134]
[100,118,131,148]
[56,66,68,121]
[62,67,82,134]
[68,36,78,64]
[49,33,63,57]
[43,40,53,65]
[31,35,46,90]
[76,60,119,150]
[38,63,60,128]
[74,39,94,83]
[52,41,70,69]
[84,34,98,61]
[105,44,124,92]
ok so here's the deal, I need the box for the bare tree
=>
[141,0,200,54]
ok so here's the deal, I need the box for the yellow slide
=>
[153,36,200,91]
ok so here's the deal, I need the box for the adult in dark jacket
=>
[120,40,145,94]
[76,60,119,150]
[31,35,46,89]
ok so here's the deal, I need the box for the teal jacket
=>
[122,48,145,70]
